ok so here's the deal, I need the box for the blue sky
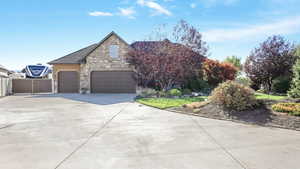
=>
[1,0,300,70]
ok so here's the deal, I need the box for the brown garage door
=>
[58,71,79,93]
[91,71,136,93]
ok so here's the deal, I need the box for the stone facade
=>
[80,34,132,93]
[51,33,133,93]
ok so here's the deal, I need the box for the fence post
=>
[31,79,33,95]
[0,77,2,97]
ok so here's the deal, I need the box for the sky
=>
[1,0,300,70]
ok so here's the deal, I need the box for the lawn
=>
[255,93,287,100]
[137,96,208,109]
[137,93,287,109]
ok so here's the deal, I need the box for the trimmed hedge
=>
[168,89,182,97]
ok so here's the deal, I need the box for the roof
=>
[0,64,9,72]
[48,43,98,64]
[130,39,171,51]
[48,31,129,65]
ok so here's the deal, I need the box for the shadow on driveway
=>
[23,93,136,105]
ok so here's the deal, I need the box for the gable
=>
[48,31,129,65]
[83,32,129,62]
[82,33,129,64]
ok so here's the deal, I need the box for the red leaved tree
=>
[202,59,238,86]
[127,20,207,91]
[127,40,205,91]
[244,35,296,92]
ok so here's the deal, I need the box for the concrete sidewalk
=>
[0,94,299,169]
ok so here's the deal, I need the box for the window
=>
[109,45,119,58]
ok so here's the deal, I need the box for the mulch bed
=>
[168,100,300,131]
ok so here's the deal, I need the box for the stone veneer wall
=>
[80,34,133,93]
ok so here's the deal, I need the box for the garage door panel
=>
[58,71,79,93]
[91,71,136,93]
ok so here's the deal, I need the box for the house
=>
[48,32,136,93]
[0,64,10,77]
[9,72,26,79]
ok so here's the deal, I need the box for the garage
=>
[91,71,136,93]
[58,71,79,93]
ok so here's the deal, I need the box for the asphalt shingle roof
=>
[48,31,129,65]
[0,64,8,71]
[130,39,170,52]
[48,43,98,64]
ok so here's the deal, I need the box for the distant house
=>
[9,72,26,79]
[0,64,10,77]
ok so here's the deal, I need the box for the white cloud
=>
[203,16,300,42]
[190,3,197,8]
[118,7,136,19]
[137,0,172,16]
[200,0,238,7]
[89,11,113,16]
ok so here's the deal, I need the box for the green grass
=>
[255,93,287,100]
[137,96,208,109]
[137,93,287,109]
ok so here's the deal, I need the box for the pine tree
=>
[288,58,300,98]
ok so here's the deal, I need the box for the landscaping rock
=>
[171,102,300,131]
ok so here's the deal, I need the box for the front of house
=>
[49,32,136,93]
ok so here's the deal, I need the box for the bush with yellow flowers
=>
[272,103,300,116]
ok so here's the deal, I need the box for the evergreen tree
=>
[288,58,300,98]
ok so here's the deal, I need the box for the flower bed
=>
[272,103,300,116]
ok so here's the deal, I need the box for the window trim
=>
[109,45,119,59]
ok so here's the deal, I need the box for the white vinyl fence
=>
[0,77,12,97]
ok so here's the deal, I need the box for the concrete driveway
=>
[0,94,300,169]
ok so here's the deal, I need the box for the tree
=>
[288,59,300,98]
[295,45,300,57]
[127,40,205,91]
[173,20,209,56]
[224,56,242,70]
[202,59,238,86]
[244,35,296,92]
[127,20,207,91]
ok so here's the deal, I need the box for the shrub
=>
[168,89,182,97]
[235,76,251,86]
[139,88,157,97]
[182,88,192,95]
[209,81,258,111]
[203,59,238,86]
[158,91,168,97]
[271,76,292,94]
[186,79,210,92]
[272,103,300,116]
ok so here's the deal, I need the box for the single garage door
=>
[58,71,79,93]
[91,71,136,93]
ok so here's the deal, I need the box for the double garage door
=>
[91,71,136,93]
[58,71,136,93]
